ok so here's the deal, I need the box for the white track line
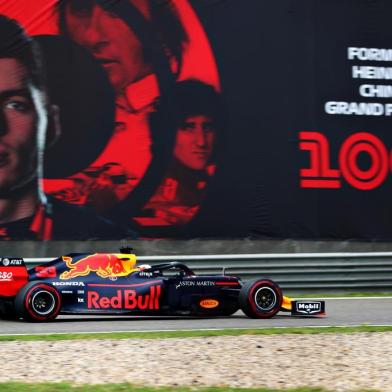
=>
[1,324,392,337]
[1,298,391,336]
[296,296,392,300]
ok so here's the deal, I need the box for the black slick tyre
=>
[239,278,283,318]
[15,282,61,322]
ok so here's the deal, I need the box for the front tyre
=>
[239,278,283,318]
[15,282,61,322]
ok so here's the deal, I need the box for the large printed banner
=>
[1,0,392,240]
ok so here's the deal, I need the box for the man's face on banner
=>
[65,3,150,93]
[174,115,215,171]
[0,58,39,193]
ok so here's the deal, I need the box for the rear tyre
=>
[239,278,283,318]
[15,282,61,322]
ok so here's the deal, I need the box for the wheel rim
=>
[31,290,56,316]
[254,286,277,312]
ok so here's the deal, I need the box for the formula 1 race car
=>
[0,248,326,322]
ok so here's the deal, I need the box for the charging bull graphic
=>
[60,253,137,279]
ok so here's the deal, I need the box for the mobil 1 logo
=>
[295,301,323,315]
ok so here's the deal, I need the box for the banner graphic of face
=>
[0,0,221,239]
[3,0,392,241]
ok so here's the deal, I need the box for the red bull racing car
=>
[0,248,325,322]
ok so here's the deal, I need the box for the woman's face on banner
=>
[174,115,215,171]
[65,3,151,93]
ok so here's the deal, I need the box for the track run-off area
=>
[0,297,391,335]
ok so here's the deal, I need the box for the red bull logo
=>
[87,286,161,310]
[60,253,137,280]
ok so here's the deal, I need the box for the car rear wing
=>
[0,257,29,297]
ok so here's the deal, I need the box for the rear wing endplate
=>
[0,257,28,297]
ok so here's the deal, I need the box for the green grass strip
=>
[0,325,392,342]
[0,382,378,392]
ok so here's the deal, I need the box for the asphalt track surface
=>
[0,297,391,335]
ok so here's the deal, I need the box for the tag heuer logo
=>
[296,302,321,314]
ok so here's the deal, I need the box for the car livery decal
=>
[200,299,219,308]
[87,286,161,310]
[295,301,322,314]
[60,254,137,279]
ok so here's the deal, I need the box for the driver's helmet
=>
[139,264,152,270]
